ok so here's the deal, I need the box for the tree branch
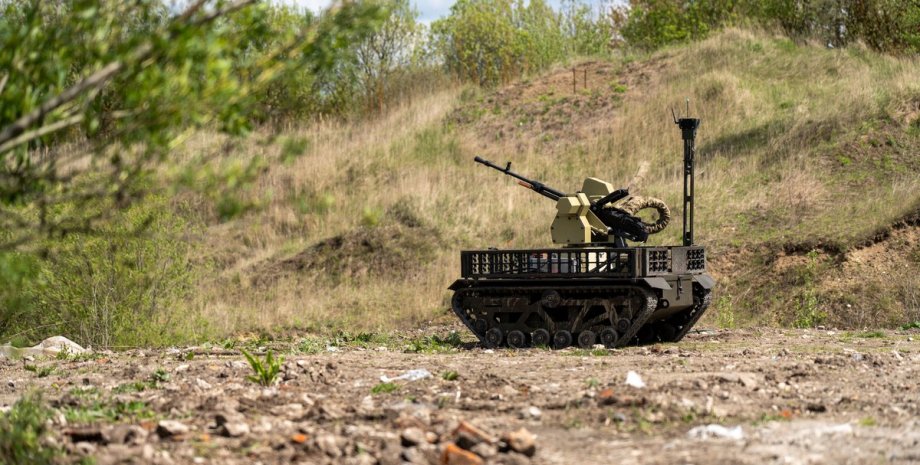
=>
[0,0,258,151]
[0,114,84,154]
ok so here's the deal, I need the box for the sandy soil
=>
[2,327,919,465]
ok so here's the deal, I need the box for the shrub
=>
[8,196,198,348]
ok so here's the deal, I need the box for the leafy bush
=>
[432,0,614,87]
[614,0,920,54]
[4,197,197,348]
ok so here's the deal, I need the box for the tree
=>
[0,0,384,251]
[355,0,423,112]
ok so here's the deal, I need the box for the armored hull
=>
[449,245,713,348]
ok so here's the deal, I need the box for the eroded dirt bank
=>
[2,327,919,464]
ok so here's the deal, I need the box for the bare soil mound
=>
[452,58,668,150]
[253,217,439,286]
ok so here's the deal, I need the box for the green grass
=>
[23,364,55,378]
[856,330,886,339]
[63,399,156,424]
[442,370,459,381]
[241,349,284,387]
[565,348,613,357]
[0,393,60,465]
[371,382,399,394]
[404,332,463,354]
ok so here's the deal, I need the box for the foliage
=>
[432,0,613,86]
[0,393,59,465]
[715,294,736,329]
[793,251,826,329]
[614,0,920,54]
[241,349,284,387]
[404,331,463,353]
[354,0,425,112]
[0,0,385,250]
[2,196,196,347]
[560,0,617,55]
[371,381,399,394]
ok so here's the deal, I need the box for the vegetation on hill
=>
[0,0,918,347]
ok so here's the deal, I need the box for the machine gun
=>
[473,156,650,246]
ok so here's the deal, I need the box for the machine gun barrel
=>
[474,156,565,201]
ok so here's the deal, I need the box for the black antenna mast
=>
[675,100,700,247]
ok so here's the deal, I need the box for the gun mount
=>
[449,108,714,350]
[473,157,652,247]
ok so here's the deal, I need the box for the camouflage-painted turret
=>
[449,113,714,349]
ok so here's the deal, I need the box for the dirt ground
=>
[2,327,919,465]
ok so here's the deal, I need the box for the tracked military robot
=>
[449,113,714,349]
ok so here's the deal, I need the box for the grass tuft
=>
[0,393,60,465]
[241,349,284,387]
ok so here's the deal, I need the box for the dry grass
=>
[174,29,920,338]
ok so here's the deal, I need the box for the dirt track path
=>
[2,327,919,464]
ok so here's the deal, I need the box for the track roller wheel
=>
[531,329,550,347]
[473,319,488,334]
[616,318,631,333]
[599,328,619,348]
[484,328,503,348]
[577,330,596,349]
[507,330,526,349]
[553,330,572,349]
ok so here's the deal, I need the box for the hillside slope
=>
[192,29,920,337]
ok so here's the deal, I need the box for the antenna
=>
[674,99,700,247]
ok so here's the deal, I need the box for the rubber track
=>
[451,285,657,349]
[669,287,713,342]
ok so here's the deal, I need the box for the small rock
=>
[401,427,426,447]
[215,413,250,438]
[194,378,212,390]
[227,360,249,370]
[597,388,616,405]
[471,442,498,459]
[74,441,97,455]
[442,443,484,465]
[156,420,189,438]
[518,406,542,420]
[106,424,148,445]
[687,424,744,440]
[453,420,496,449]
[358,395,376,417]
[456,431,482,451]
[401,446,428,465]
[500,385,519,397]
[347,453,377,465]
[174,364,190,373]
[270,403,304,420]
[500,428,536,457]
[315,434,343,458]
[625,371,646,389]
[493,451,532,465]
